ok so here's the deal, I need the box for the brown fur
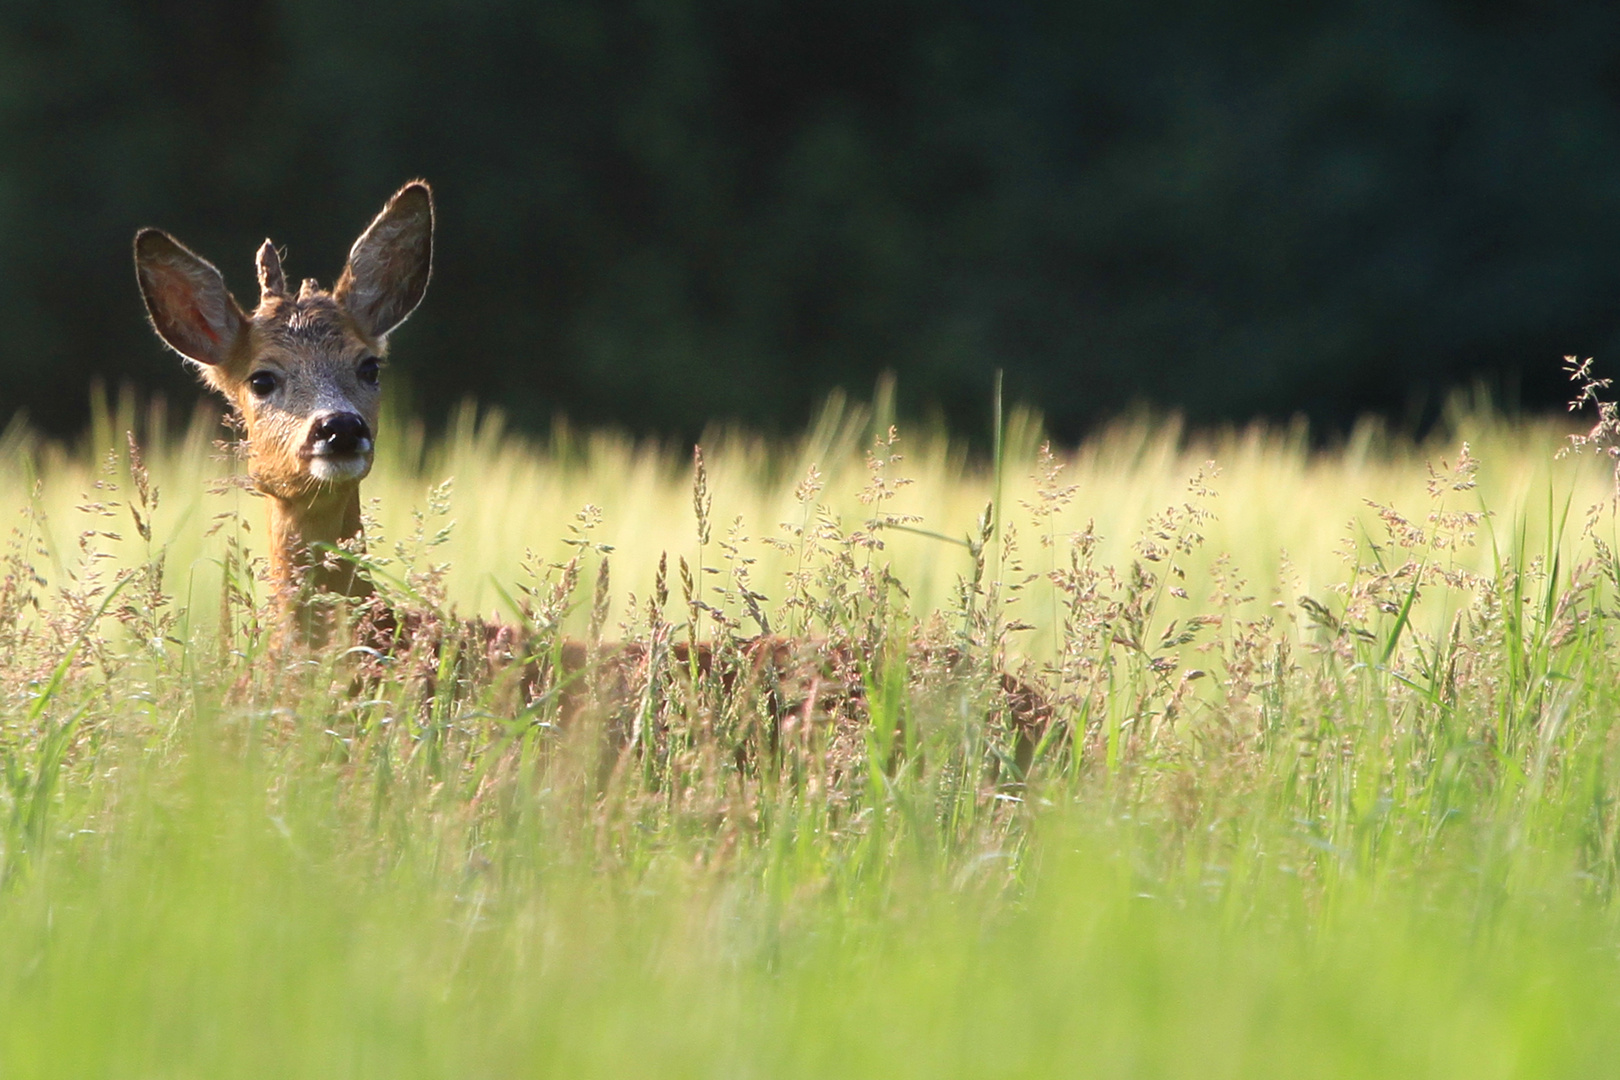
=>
[135,181,432,608]
[134,181,1054,775]
[363,603,1053,780]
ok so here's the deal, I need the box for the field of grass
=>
[5,385,1620,1077]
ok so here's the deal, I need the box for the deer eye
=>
[357,356,381,386]
[248,371,279,397]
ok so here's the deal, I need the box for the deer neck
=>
[265,483,375,617]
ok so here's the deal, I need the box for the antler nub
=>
[256,239,288,301]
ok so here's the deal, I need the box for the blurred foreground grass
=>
[4,389,1620,1077]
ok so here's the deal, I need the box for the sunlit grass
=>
[4,386,1604,650]
[4,387,1620,1077]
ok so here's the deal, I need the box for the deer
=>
[134,181,429,628]
[133,181,1054,776]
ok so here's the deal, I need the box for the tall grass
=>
[3,387,1620,1076]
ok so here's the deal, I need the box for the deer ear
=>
[134,229,248,367]
[334,180,433,343]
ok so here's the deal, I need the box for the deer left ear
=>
[134,229,249,367]
[334,180,434,343]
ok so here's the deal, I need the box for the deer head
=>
[134,181,434,605]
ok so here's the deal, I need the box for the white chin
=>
[308,456,372,483]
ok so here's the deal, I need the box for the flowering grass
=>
[3,384,1620,1077]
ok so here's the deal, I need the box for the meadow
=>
[4,382,1620,1077]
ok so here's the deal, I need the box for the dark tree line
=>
[3,0,1620,439]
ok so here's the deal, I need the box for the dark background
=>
[3,0,1620,441]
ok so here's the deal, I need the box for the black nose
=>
[310,412,372,455]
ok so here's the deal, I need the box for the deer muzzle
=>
[304,411,374,482]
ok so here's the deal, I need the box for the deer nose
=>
[309,412,373,456]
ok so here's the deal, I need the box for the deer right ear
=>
[334,181,434,344]
[133,229,248,367]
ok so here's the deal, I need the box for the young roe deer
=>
[133,181,1053,774]
[134,181,431,624]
